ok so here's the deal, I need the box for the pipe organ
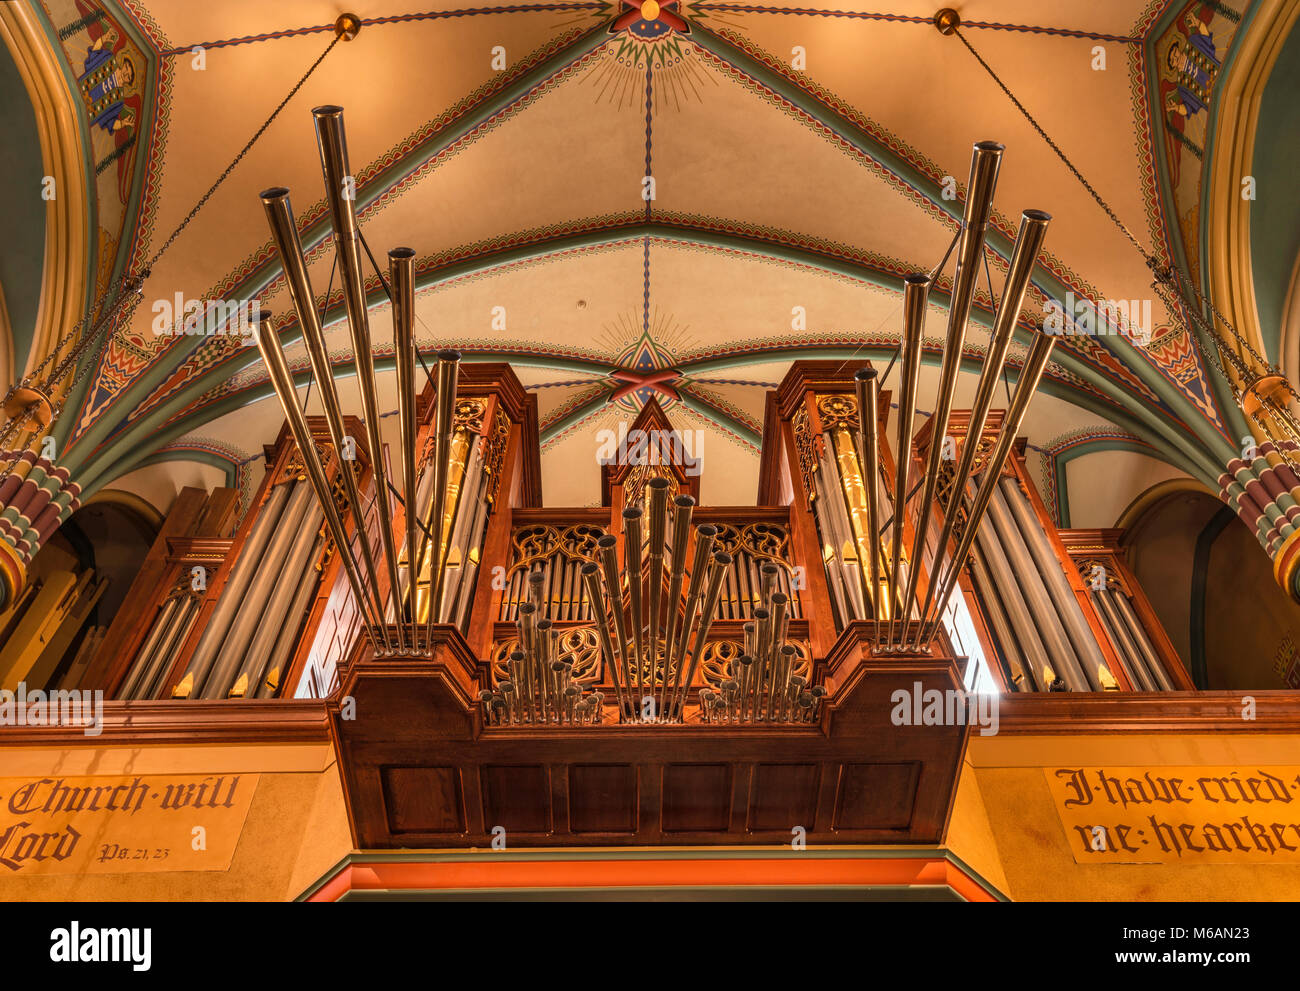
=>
[3,121,1194,848]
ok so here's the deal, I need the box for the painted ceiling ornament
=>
[609,0,690,41]
[608,334,683,411]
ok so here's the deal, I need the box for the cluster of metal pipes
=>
[853,140,1058,653]
[252,105,463,656]
[699,621,827,725]
[478,593,605,725]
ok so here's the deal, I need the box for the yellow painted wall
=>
[0,744,352,901]
[952,732,1300,901]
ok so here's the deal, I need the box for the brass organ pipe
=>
[252,312,382,646]
[897,140,1004,650]
[920,332,1057,644]
[768,592,790,719]
[536,618,554,722]
[313,107,407,652]
[583,562,629,717]
[389,247,420,650]
[597,535,634,719]
[646,477,670,712]
[855,368,884,624]
[623,506,646,710]
[662,495,695,702]
[259,189,393,651]
[666,524,717,713]
[885,274,930,648]
[671,551,731,720]
[422,351,461,646]
[752,606,771,717]
[911,209,1051,647]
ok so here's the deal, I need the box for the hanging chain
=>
[952,27,1272,385]
[9,31,343,432]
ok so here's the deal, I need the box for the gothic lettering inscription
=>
[1044,766,1300,864]
[0,773,259,876]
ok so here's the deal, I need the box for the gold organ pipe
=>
[854,367,885,624]
[259,187,393,653]
[313,106,407,652]
[671,551,731,720]
[912,209,1051,647]
[830,427,876,620]
[897,140,1003,650]
[667,524,716,715]
[597,534,634,719]
[421,351,461,648]
[583,561,629,718]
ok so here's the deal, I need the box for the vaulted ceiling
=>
[4,0,1294,523]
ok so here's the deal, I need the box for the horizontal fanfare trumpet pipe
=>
[314,106,406,652]
[908,209,1051,649]
[260,187,394,654]
[895,140,1003,650]
[251,312,382,648]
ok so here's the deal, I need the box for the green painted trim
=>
[691,22,1237,465]
[132,448,237,489]
[1047,438,1175,528]
[61,21,614,463]
[73,223,1227,489]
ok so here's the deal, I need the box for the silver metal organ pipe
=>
[257,537,326,698]
[1090,588,1153,690]
[259,190,393,651]
[646,477,670,710]
[117,597,179,700]
[623,505,645,705]
[663,495,695,698]
[389,246,420,649]
[897,141,1003,649]
[997,476,1118,690]
[968,546,1036,691]
[974,510,1060,690]
[224,503,324,698]
[1110,590,1174,690]
[175,481,292,695]
[984,482,1092,691]
[198,482,315,698]
[886,273,930,647]
[915,209,1051,634]
[313,106,406,652]
[919,332,1057,643]
[252,309,387,647]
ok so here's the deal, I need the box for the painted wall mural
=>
[44,0,147,302]
[1154,0,1243,282]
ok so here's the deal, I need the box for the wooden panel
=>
[748,763,820,832]
[568,764,637,834]
[833,762,919,831]
[662,763,732,832]
[381,766,464,834]
[481,764,551,834]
